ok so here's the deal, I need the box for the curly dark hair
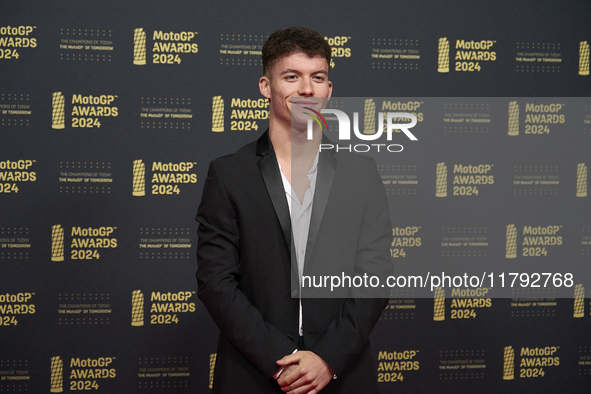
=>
[262,27,331,76]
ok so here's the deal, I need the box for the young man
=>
[196,27,392,393]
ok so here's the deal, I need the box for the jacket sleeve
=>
[195,160,296,378]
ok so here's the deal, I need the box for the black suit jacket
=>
[196,131,392,393]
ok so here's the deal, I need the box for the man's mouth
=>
[291,98,321,106]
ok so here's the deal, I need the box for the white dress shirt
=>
[276,152,338,380]
[278,151,319,336]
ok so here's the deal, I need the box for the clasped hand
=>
[274,351,333,394]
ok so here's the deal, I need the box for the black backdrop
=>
[1,0,590,392]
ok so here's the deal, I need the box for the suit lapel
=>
[256,130,291,249]
[304,145,336,269]
[256,130,337,272]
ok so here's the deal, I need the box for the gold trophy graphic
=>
[131,290,144,326]
[508,101,519,136]
[363,99,376,135]
[132,160,146,196]
[50,356,63,393]
[505,224,517,259]
[209,353,217,389]
[433,287,445,321]
[436,162,447,197]
[579,41,589,76]
[52,92,65,129]
[576,163,587,197]
[438,38,450,73]
[503,346,514,380]
[133,28,147,65]
[51,225,65,262]
[212,96,224,132]
[574,284,584,318]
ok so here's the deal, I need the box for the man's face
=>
[259,52,332,131]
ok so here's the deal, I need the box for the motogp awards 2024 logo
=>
[292,98,418,153]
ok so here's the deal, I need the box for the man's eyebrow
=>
[280,68,300,75]
[312,69,329,76]
[279,68,329,76]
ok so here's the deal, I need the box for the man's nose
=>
[298,78,314,96]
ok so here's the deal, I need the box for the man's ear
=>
[259,76,271,100]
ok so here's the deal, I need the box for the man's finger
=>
[285,383,316,394]
[277,364,305,388]
[280,375,312,392]
[276,352,302,366]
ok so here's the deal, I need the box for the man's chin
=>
[290,123,308,135]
